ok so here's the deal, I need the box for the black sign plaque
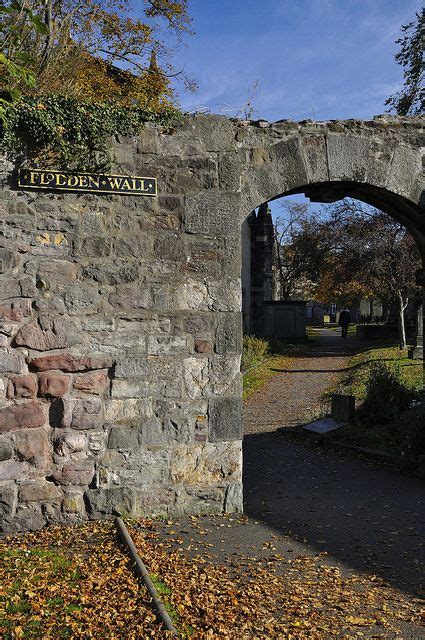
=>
[18,169,157,196]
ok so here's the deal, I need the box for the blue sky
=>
[159,0,420,218]
[165,0,420,122]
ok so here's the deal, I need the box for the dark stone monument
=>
[331,394,356,423]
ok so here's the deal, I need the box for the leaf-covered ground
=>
[0,522,160,639]
[1,518,423,639]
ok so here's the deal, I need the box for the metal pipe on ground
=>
[114,516,178,636]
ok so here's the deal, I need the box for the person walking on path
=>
[338,307,351,338]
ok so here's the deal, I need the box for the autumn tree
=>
[386,9,424,115]
[1,0,192,108]
[288,200,421,348]
[273,201,313,299]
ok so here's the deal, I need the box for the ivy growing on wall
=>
[0,95,182,172]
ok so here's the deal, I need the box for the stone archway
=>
[0,114,423,532]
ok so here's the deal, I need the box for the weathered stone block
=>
[300,134,329,183]
[76,235,112,257]
[3,504,45,532]
[30,353,111,372]
[19,275,37,297]
[104,398,152,423]
[194,339,212,353]
[81,316,116,332]
[0,485,17,517]
[173,485,226,516]
[54,431,86,456]
[0,248,19,272]
[85,487,136,517]
[53,459,95,486]
[0,401,45,434]
[170,442,242,484]
[224,482,243,513]
[207,278,242,312]
[7,375,37,398]
[207,356,241,395]
[13,427,50,462]
[147,335,187,355]
[64,283,102,315]
[74,370,109,394]
[0,277,21,301]
[15,314,80,351]
[184,192,241,236]
[0,459,30,481]
[327,134,370,182]
[140,417,193,445]
[88,431,106,455]
[183,357,208,399]
[62,489,85,514]
[114,235,154,259]
[215,313,242,354]
[386,142,421,199]
[0,351,25,374]
[49,396,103,430]
[110,379,149,398]
[184,313,216,337]
[0,299,31,322]
[153,235,184,262]
[269,136,308,188]
[36,259,78,288]
[209,397,242,442]
[219,152,241,191]
[38,372,71,397]
[108,426,140,450]
[109,285,152,311]
[114,357,149,378]
[148,358,183,398]
[113,447,170,486]
[135,486,174,515]
[0,438,13,461]
[175,281,209,311]
[19,480,61,502]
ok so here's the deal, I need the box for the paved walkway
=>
[244,328,359,433]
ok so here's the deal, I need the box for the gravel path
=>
[244,328,359,433]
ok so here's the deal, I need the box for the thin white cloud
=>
[172,0,422,120]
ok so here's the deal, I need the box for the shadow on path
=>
[243,329,424,597]
[243,432,424,597]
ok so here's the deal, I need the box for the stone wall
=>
[0,113,423,532]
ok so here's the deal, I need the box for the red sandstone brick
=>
[38,372,70,397]
[7,375,37,399]
[30,353,111,372]
[194,339,212,354]
[74,369,109,394]
[0,401,45,433]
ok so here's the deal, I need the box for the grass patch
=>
[242,336,310,399]
[241,335,269,371]
[331,345,424,469]
[336,345,422,400]
[0,523,163,638]
[1,548,80,639]
[150,574,181,628]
